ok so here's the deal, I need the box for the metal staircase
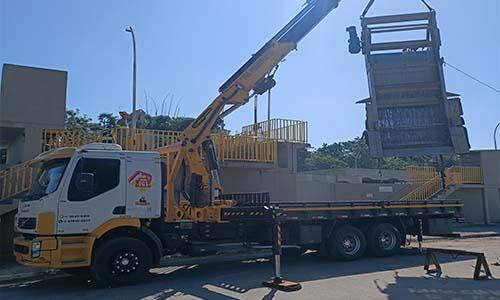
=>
[401,166,483,201]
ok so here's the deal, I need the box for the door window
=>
[68,158,120,201]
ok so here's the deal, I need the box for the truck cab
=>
[14,143,163,278]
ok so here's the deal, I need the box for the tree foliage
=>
[299,137,458,171]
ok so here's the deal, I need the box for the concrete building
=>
[0,63,67,169]
[454,150,500,223]
[0,63,67,262]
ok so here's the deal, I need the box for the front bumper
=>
[13,235,93,269]
[13,236,56,268]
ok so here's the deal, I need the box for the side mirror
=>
[75,172,95,193]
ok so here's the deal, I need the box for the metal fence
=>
[241,119,308,144]
[402,166,483,201]
[0,161,37,200]
[212,134,277,163]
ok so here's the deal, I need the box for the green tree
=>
[298,137,458,171]
[97,113,118,129]
[65,109,101,132]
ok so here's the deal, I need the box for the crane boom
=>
[158,0,342,223]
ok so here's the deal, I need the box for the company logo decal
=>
[136,196,150,206]
[128,170,153,193]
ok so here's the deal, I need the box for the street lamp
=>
[125,26,137,128]
[494,123,500,150]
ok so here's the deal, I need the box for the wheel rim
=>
[111,250,140,275]
[341,235,361,255]
[379,230,397,251]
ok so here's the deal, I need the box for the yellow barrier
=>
[406,166,438,183]
[401,176,443,201]
[42,128,279,163]
[0,161,37,200]
[402,166,484,201]
[42,129,109,152]
[212,134,277,163]
[445,166,483,185]
[241,119,308,144]
[112,128,181,151]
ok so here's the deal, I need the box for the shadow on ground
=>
[377,274,500,300]
[0,249,483,300]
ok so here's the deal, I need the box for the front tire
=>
[367,223,401,257]
[326,225,366,261]
[90,237,152,286]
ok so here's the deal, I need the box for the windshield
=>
[26,158,70,201]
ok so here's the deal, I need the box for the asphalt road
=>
[1,237,499,300]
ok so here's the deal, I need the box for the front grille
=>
[17,217,36,230]
[14,244,29,255]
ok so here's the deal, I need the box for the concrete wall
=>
[448,188,486,223]
[458,150,500,223]
[0,64,67,128]
[0,64,67,168]
[220,166,412,203]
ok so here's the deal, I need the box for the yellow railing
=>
[406,166,438,183]
[445,166,483,185]
[112,128,181,151]
[42,128,278,163]
[212,134,277,163]
[402,166,484,201]
[42,129,110,151]
[0,161,37,200]
[401,175,443,201]
[241,119,308,144]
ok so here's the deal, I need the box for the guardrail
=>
[400,175,443,201]
[42,128,278,163]
[0,161,37,201]
[112,128,181,151]
[212,134,277,163]
[241,119,308,144]
[402,166,484,201]
[445,166,483,185]
[406,166,438,183]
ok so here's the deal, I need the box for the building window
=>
[0,148,7,164]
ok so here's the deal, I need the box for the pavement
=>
[0,223,498,299]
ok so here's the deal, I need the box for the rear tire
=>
[326,225,366,261]
[367,223,401,257]
[90,237,152,286]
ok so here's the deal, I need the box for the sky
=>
[1,0,499,150]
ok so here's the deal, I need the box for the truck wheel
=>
[90,237,152,286]
[327,225,366,261]
[367,223,401,257]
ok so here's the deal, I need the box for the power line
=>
[443,60,500,95]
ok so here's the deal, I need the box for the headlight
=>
[32,241,41,258]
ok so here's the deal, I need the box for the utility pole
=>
[494,123,500,150]
[267,89,271,138]
[125,26,137,128]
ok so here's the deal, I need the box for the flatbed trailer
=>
[169,196,463,261]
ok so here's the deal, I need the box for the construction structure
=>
[351,4,470,157]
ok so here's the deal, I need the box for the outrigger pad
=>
[262,278,302,292]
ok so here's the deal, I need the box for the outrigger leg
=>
[262,207,302,292]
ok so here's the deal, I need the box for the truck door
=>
[125,154,161,219]
[56,152,126,234]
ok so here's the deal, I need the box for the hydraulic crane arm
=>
[182,0,341,147]
[159,0,342,223]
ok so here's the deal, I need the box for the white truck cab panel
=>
[53,148,162,235]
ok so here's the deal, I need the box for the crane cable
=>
[443,60,500,95]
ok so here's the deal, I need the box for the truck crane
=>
[13,0,462,286]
